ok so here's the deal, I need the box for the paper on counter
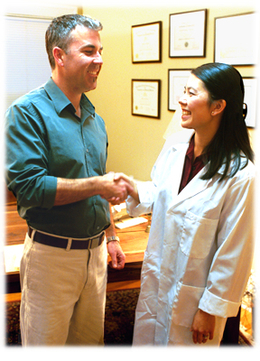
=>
[4,244,24,273]
[115,217,148,229]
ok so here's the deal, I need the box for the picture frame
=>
[169,9,207,58]
[131,21,162,63]
[214,12,258,65]
[243,78,257,128]
[168,69,191,111]
[132,79,161,119]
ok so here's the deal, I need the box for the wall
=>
[85,3,256,181]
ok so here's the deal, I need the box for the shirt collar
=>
[172,131,247,176]
[186,135,195,160]
[44,78,71,115]
[186,134,206,162]
[44,78,95,117]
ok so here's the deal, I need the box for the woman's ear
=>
[211,99,226,116]
[52,47,65,67]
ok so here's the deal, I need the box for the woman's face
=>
[179,74,220,133]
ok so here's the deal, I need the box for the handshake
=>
[100,172,139,205]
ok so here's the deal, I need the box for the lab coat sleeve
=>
[126,181,156,216]
[198,172,255,318]
[126,145,173,217]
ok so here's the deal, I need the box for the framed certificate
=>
[132,79,161,119]
[168,69,191,111]
[169,9,207,58]
[131,21,162,63]
[214,13,258,65]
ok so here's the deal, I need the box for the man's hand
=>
[100,172,134,205]
[190,309,215,344]
[110,173,140,203]
[107,240,126,270]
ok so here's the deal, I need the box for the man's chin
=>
[85,79,98,92]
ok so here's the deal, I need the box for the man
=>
[5,14,132,345]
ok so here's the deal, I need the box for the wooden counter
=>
[5,200,150,293]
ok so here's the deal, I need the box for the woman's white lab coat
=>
[126,133,255,346]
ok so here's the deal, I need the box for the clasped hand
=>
[190,309,215,344]
[101,172,135,205]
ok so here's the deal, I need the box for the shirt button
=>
[86,149,89,152]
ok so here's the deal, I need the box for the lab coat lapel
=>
[169,164,212,212]
[169,144,188,196]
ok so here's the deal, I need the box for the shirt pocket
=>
[171,282,205,328]
[180,210,218,259]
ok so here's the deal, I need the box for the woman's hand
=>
[100,172,134,204]
[113,173,140,202]
[190,309,215,344]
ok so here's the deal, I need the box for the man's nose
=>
[93,52,103,64]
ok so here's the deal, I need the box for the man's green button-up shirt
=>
[6,78,110,238]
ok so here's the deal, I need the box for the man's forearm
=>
[54,172,134,206]
[54,177,101,206]
[106,204,117,238]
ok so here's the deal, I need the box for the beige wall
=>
[84,4,256,181]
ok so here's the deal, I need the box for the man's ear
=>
[211,99,226,116]
[52,47,65,67]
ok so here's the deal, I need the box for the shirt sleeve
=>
[198,171,255,318]
[5,101,57,210]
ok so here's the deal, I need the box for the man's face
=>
[61,25,103,93]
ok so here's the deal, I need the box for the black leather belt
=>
[28,226,105,251]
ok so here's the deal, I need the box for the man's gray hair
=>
[45,14,103,69]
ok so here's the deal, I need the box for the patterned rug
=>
[5,288,248,346]
[104,289,140,345]
[5,288,140,346]
[6,300,21,345]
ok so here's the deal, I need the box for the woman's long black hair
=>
[192,63,254,181]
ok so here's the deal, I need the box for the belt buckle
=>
[89,235,100,249]
[90,233,102,249]
[65,232,104,251]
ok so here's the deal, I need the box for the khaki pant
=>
[20,233,107,346]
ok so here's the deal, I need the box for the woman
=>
[120,63,255,345]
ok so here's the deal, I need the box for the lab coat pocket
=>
[171,282,205,328]
[180,211,218,259]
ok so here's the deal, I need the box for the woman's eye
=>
[184,88,195,96]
